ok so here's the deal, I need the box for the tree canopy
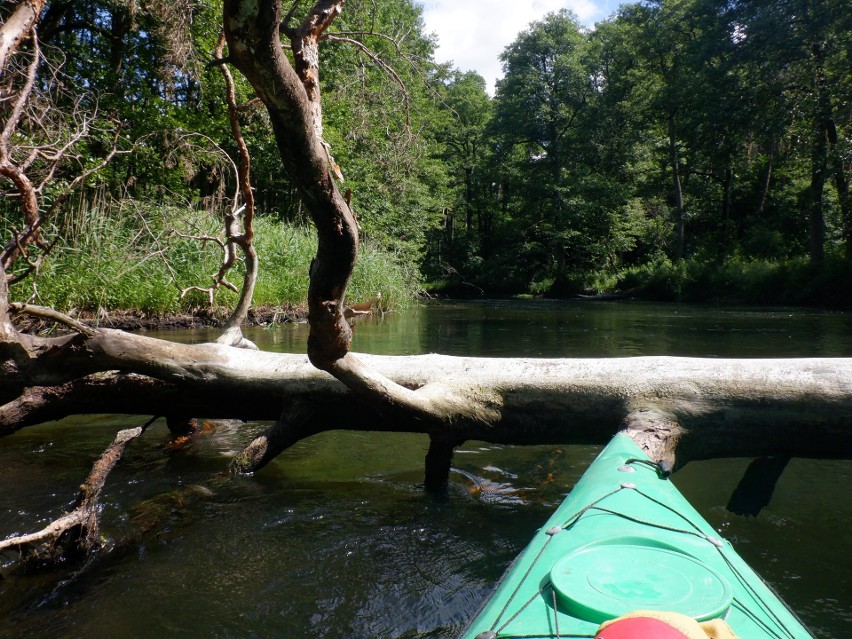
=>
[2,0,849,312]
[429,1,851,302]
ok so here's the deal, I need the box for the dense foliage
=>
[1,0,850,311]
[432,2,851,304]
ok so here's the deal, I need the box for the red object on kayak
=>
[595,616,692,639]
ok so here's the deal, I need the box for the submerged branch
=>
[0,419,152,562]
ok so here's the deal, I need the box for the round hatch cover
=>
[550,544,733,624]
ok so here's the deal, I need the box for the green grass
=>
[16,200,421,316]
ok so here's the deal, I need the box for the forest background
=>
[2,0,850,318]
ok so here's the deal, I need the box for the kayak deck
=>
[461,434,812,639]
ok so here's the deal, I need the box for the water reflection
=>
[232,300,852,359]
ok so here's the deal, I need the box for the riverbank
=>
[9,304,309,334]
[616,255,852,309]
[426,255,852,310]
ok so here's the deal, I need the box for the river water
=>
[1,300,850,638]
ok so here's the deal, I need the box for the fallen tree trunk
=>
[3,327,851,484]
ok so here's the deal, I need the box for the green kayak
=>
[462,434,812,639]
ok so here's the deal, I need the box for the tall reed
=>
[21,197,421,316]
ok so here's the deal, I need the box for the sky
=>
[416,1,618,95]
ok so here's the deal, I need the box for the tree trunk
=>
[464,166,474,234]
[826,119,851,260]
[668,112,686,260]
[809,124,827,264]
[756,149,773,216]
[723,164,735,252]
[224,0,356,373]
[808,41,830,265]
[838,160,851,260]
[108,3,136,99]
[2,326,851,484]
[222,0,509,444]
[0,0,45,75]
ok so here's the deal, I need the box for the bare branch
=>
[0,266,15,341]
[216,35,255,241]
[235,97,263,113]
[330,29,406,52]
[173,229,227,249]
[324,34,411,130]
[0,30,40,268]
[10,226,35,267]
[1,29,39,151]
[9,301,98,336]
[132,205,182,288]
[181,285,217,305]
[32,106,92,187]
[1,32,126,278]
[43,126,128,218]
[214,32,258,347]
[170,130,240,201]
[291,1,346,180]
[4,232,57,286]
[281,0,302,37]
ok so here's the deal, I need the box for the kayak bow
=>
[462,434,812,639]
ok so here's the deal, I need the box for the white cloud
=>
[418,1,617,94]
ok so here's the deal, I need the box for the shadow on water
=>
[2,301,851,638]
